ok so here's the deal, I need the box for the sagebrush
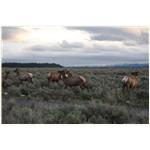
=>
[2,67,149,124]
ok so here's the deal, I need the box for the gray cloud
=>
[137,32,149,44]
[91,34,125,41]
[2,27,28,41]
[28,40,84,52]
[66,26,149,45]
[60,40,84,48]
[66,26,118,34]
[2,26,149,66]
[29,45,57,52]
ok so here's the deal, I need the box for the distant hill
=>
[2,62,148,68]
[2,63,63,68]
[108,63,149,68]
[67,63,149,68]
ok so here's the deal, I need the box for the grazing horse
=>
[122,71,140,93]
[47,71,62,83]
[2,71,10,80]
[2,71,10,88]
[59,70,88,89]
[14,68,33,83]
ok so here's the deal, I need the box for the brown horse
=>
[59,70,88,89]
[2,71,10,88]
[14,68,33,83]
[122,71,140,93]
[47,71,62,83]
[2,71,10,80]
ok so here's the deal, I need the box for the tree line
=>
[2,63,63,68]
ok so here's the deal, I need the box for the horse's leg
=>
[136,84,139,89]
[83,82,89,89]
[123,84,128,95]
[30,78,33,83]
[80,82,89,91]
[47,78,50,83]
[122,85,124,93]
[55,80,59,85]
[80,85,84,89]
[122,84,126,94]
[48,78,52,84]
[125,86,129,94]
[57,80,62,86]
[2,81,5,89]
[19,79,23,84]
[64,85,68,89]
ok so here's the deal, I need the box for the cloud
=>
[66,26,113,34]
[66,27,129,38]
[2,26,149,66]
[2,27,28,42]
[28,40,84,53]
[66,26,149,45]
[60,40,84,48]
[137,32,149,44]
[123,28,148,36]
[29,45,55,52]
[91,34,125,41]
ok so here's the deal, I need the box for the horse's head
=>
[5,71,10,75]
[58,70,72,79]
[14,68,19,72]
[131,71,139,76]
[65,70,72,77]
[14,68,20,76]
[58,70,66,79]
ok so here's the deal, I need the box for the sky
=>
[2,26,149,66]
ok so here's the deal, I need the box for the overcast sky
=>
[2,26,149,66]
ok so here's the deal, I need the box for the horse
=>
[14,68,33,83]
[2,71,10,88]
[47,71,62,83]
[2,71,10,80]
[59,70,88,89]
[122,71,140,93]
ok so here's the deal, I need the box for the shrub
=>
[63,110,82,124]
[2,67,149,124]
[7,86,21,97]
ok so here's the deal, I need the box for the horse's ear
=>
[131,71,138,76]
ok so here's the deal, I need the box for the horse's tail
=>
[27,73,33,78]
[79,75,86,83]
[122,76,128,84]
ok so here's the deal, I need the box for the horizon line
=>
[2,62,149,67]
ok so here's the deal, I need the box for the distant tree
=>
[2,63,63,68]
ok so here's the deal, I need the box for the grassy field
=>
[2,67,149,124]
